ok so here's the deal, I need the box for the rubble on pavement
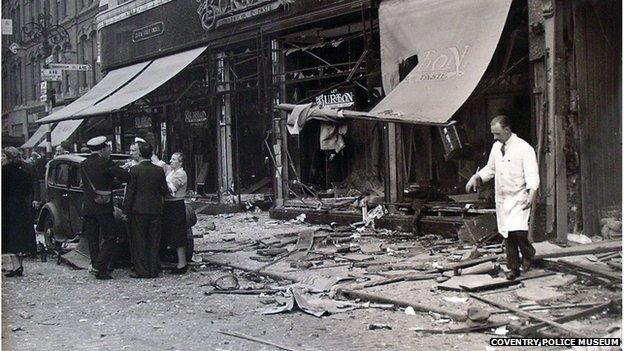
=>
[192,211,621,340]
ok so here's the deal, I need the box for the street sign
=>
[48,63,92,71]
[40,81,48,91]
[41,68,62,81]
[40,94,47,102]
[45,55,55,65]
[1,19,13,35]
[9,42,20,54]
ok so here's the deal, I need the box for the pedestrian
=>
[2,147,37,277]
[121,140,141,170]
[80,136,130,280]
[466,115,539,280]
[123,141,170,278]
[162,152,189,274]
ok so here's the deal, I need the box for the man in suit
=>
[123,141,170,278]
[80,136,129,280]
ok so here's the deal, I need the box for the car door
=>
[67,163,83,238]
[47,161,72,240]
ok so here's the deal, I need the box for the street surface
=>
[2,212,621,350]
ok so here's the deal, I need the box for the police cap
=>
[86,136,108,151]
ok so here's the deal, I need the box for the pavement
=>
[2,211,622,350]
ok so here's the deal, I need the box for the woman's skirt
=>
[162,200,188,248]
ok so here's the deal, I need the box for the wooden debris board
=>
[457,214,499,244]
[533,240,621,260]
[459,271,556,292]
[556,259,622,282]
[438,274,509,292]
[515,299,618,336]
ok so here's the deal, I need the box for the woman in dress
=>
[162,152,189,274]
[2,147,37,277]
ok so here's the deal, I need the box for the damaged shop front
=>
[51,0,379,212]
[269,0,622,245]
[271,0,531,240]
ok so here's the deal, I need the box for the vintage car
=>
[35,153,195,261]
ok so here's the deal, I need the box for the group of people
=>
[80,136,189,280]
[2,114,539,283]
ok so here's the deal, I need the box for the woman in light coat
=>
[162,152,189,273]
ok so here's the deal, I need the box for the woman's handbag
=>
[82,170,111,204]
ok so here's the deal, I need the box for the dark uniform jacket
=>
[123,160,169,215]
[80,154,129,215]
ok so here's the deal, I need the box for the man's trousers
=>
[504,230,536,273]
[83,213,117,273]
[129,214,162,278]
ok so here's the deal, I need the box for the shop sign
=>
[135,116,153,129]
[315,89,354,109]
[411,46,470,81]
[197,0,284,31]
[132,22,165,43]
[184,109,208,124]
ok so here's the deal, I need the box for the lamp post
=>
[20,6,70,158]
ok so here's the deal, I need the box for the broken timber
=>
[469,293,585,338]
[459,271,556,292]
[417,322,508,334]
[218,330,300,351]
[338,288,467,321]
[533,240,621,260]
[361,273,440,289]
[555,259,622,282]
[515,299,620,336]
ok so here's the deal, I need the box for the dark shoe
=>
[95,273,113,280]
[521,258,533,272]
[505,270,520,281]
[4,266,23,277]
[170,265,188,275]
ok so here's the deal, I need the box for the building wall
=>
[1,0,102,143]
[572,0,622,236]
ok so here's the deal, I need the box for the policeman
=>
[80,136,129,280]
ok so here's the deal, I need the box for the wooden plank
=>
[469,293,585,338]
[557,259,622,282]
[439,274,509,292]
[361,273,439,289]
[533,240,621,259]
[459,272,555,292]
[338,288,467,321]
[219,331,300,351]
[417,322,508,335]
[515,299,618,336]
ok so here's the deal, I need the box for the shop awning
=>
[369,0,512,125]
[37,61,151,124]
[22,124,48,148]
[75,46,207,117]
[50,119,85,147]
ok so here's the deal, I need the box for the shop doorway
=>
[215,40,272,200]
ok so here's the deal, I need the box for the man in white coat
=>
[466,115,540,280]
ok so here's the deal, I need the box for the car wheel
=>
[43,216,62,252]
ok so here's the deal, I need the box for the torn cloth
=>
[286,103,348,153]
[320,123,348,153]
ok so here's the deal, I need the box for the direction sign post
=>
[41,68,62,81]
[48,63,92,71]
